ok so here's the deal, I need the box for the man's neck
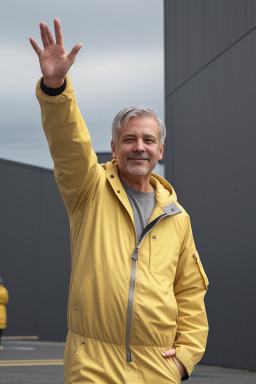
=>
[118,173,154,192]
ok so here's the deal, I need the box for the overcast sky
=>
[0,0,164,169]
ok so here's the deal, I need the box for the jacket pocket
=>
[64,340,85,378]
[193,251,209,290]
[170,357,182,381]
[159,348,181,383]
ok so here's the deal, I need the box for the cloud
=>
[0,44,163,149]
[1,0,163,50]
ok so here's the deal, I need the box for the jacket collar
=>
[104,160,134,222]
[104,160,179,220]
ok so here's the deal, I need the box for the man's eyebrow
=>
[121,134,137,140]
[142,134,157,142]
[122,134,156,140]
[144,134,156,139]
[122,134,136,138]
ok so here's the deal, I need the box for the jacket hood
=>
[150,172,177,203]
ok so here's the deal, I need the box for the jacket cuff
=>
[174,346,194,379]
[40,77,67,96]
[36,75,74,104]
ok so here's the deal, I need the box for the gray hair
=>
[112,107,166,145]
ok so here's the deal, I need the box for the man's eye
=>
[124,138,133,142]
[145,139,154,143]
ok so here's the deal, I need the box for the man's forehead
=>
[121,116,158,131]
[123,115,157,125]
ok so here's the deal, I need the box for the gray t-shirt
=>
[121,181,156,242]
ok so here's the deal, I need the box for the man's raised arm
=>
[30,20,100,219]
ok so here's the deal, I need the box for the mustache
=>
[127,152,151,160]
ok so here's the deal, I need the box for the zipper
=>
[126,241,140,362]
[193,253,209,290]
[125,214,167,362]
[131,242,140,260]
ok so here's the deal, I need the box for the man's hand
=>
[161,349,186,379]
[29,18,83,88]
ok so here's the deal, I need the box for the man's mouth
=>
[127,155,150,161]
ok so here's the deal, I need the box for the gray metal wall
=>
[164,0,256,370]
[0,153,112,341]
[0,159,70,341]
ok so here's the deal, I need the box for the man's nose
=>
[133,139,145,152]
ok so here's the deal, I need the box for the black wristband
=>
[40,77,67,96]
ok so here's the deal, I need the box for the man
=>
[30,19,209,383]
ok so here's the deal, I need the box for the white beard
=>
[126,163,149,176]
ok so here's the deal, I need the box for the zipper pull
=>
[132,242,140,260]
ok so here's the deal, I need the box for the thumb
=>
[68,43,83,64]
[161,348,176,358]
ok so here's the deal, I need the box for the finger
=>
[45,24,55,45]
[40,22,50,48]
[161,349,176,358]
[54,18,64,46]
[67,43,83,64]
[29,37,42,56]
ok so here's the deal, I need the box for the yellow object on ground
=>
[0,285,8,330]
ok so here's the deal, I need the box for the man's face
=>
[111,116,164,182]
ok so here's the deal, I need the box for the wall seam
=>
[166,24,256,98]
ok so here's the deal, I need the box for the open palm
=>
[30,19,82,88]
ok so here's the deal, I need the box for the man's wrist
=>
[40,77,67,96]
[173,356,186,379]
[43,77,66,88]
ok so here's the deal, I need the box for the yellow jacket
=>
[36,75,209,384]
[0,285,8,329]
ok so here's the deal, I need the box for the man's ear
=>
[158,143,165,161]
[111,140,116,158]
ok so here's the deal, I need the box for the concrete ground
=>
[0,338,255,384]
